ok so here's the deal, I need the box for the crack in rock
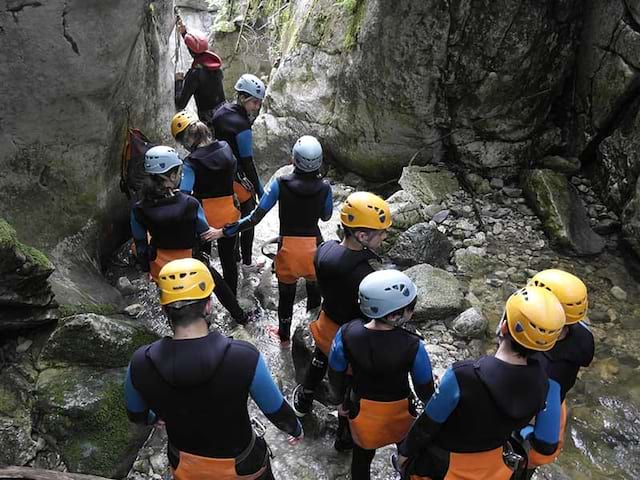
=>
[6,1,42,13]
[62,2,80,56]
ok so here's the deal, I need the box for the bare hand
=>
[288,432,304,446]
[176,16,186,35]
[337,402,349,417]
[175,72,185,81]
[201,227,223,242]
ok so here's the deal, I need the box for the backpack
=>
[120,128,155,200]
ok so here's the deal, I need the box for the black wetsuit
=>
[399,357,562,479]
[175,53,225,127]
[125,332,301,478]
[211,103,261,265]
[182,141,239,295]
[131,192,245,323]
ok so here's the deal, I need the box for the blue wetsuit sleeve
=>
[125,364,156,424]
[130,210,150,272]
[237,129,253,158]
[224,179,279,236]
[526,379,561,455]
[130,211,147,242]
[410,341,435,402]
[321,187,333,221]
[195,205,210,234]
[328,327,348,372]
[399,367,460,457]
[249,354,302,437]
[180,163,195,193]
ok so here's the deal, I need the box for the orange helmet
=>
[340,192,392,230]
[528,269,588,324]
[505,286,566,352]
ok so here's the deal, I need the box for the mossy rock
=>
[398,166,461,206]
[0,218,53,271]
[36,366,150,477]
[522,169,606,256]
[40,314,159,369]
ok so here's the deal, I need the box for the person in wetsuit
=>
[523,269,594,475]
[214,135,333,343]
[211,74,266,272]
[125,258,303,480]
[291,191,392,451]
[130,146,248,324]
[171,111,241,296]
[174,18,225,127]
[395,286,566,480]
[328,270,435,480]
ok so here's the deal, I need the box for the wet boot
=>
[334,414,354,452]
[278,318,292,343]
[291,384,314,417]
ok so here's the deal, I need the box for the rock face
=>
[404,264,465,322]
[388,223,453,268]
[40,314,158,368]
[0,0,175,253]
[0,219,57,332]
[255,0,581,179]
[523,169,606,256]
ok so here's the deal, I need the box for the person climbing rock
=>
[130,146,248,324]
[174,16,225,127]
[125,259,303,480]
[291,191,392,451]
[213,135,332,344]
[211,73,266,273]
[328,270,435,480]
[395,286,566,480]
[171,111,241,296]
[523,269,594,476]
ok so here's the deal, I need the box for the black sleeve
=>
[398,411,442,458]
[263,401,302,438]
[414,380,435,404]
[175,69,199,110]
[328,367,348,405]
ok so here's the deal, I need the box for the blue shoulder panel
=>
[236,129,253,158]
[130,211,147,242]
[411,341,433,387]
[125,364,148,413]
[195,204,210,234]
[533,378,562,444]
[424,367,460,423]
[180,162,195,193]
[328,326,348,372]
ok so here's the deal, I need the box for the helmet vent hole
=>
[179,273,187,279]
[371,306,379,313]
[169,274,176,280]
[199,282,206,291]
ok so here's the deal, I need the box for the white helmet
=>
[144,146,182,175]
[292,135,323,172]
[234,74,266,100]
[358,270,418,324]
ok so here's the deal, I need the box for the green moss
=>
[0,218,53,269]
[131,328,160,350]
[58,303,119,318]
[342,0,367,50]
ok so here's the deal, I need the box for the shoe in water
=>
[241,259,266,274]
[333,435,354,452]
[291,384,313,417]
[266,325,290,346]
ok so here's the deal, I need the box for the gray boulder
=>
[537,156,581,174]
[454,247,495,275]
[404,264,465,322]
[388,223,453,268]
[522,169,605,255]
[398,166,461,206]
[386,190,428,231]
[451,308,488,339]
[39,314,159,368]
[36,366,150,478]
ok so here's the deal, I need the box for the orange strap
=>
[172,450,266,480]
[274,236,317,284]
[349,398,416,450]
[528,400,568,467]
[234,181,253,204]
[150,248,192,281]
[202,196,241,229]
[309,310,340,356]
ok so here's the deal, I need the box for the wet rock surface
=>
[388,222,453,268]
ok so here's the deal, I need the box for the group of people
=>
[123,19,595,480]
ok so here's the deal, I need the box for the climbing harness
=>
[260,237,280,261]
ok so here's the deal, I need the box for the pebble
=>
[432,209,450,223]
[16,339,33,353]
[124,303,145,317]
[610,286,627,301]
[117,276,136,296]
[493,223,503,235]
[502,187,522,198]
[494,208,511,218]
[495,271,509,279]
[490,178,504,189]
[486,278,504,287]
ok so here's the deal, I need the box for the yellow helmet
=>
[528,269,588,324]
[505,286,566,352]
[158,258,214,306]
[340,192,392,230]
[171,111,198,139]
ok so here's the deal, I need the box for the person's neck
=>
[342,236,364,251]
[365,319,394,331]
[173,319,210,340]
[495,339,528,365]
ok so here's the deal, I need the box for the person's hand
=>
[175,72,185,81]
[397,454,408,469]
[201,227,223,242]
[287,431,304,446]
[337,402,349,417]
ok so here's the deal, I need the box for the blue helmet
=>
[234,73,266,100]
[292,135,323,172]
[359,270,418,324]
[144,146,182,175]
